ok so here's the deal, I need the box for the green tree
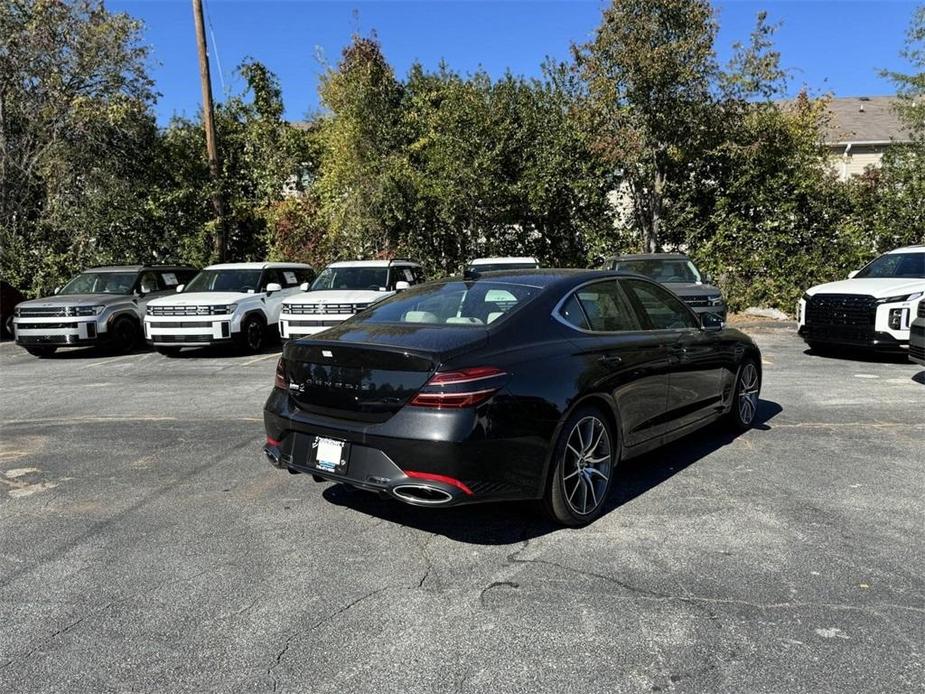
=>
[574,0,718,252]
[0,0,157,295]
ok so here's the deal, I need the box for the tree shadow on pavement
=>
[321,398,783,545]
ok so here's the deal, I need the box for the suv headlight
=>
[219,303,238,315]
[876,292,923,304]
[708,295,724,306]
[72,305,104,316]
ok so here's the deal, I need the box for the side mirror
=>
[265,282,282,293]
[847,270,859,279]
[701,312,724,332]
[299,282,310,291]
[701,274,713,285]
[175,284,185,293]
[54,286,61,294]
[394,281,410,291]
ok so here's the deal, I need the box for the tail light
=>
[275,357,287,390]
[408,366,508,409]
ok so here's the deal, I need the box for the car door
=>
[558,279,672,448]
[622,278,725,432]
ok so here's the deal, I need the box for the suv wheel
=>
[543,405,616,527]
[110,316,137,354]
[236,314,266,353]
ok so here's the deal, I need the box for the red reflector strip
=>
[404,470,474,496]
[266,436,281,447]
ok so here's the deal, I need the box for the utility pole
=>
[192,0,226,262]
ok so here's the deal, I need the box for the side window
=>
[624,279,698,330]
[263,269,283,290]
[159,270,181,289]
[558,294,590,330]
[573,281,640,332]
[280,269,300,287]
[137,271,162,293]
[412,267,425,284]
[296,268,315,285]
[402,267,415,283]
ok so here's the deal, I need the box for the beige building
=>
[824,96,910,180]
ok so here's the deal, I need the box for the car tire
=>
[235,314,266,354]
[728,358,761,431]
[25,346,57,358]
[156,347,182,357]
[109,316,138,354]
[543,405,616,528]
[2,314,13,339]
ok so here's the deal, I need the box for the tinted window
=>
[295,268,315,285]
[572,281,640,332]
[624,279,698,330]
[278,268,303,287]
[558,294,590,330]
[854,252,925,279]
[353,281,539,326]
[468,262,540,273]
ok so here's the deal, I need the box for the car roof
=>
[326,259,421,268]
[204,262,313,270]
[608,253,690,262]
[887,245,925,254]
[452,268,638,289]
[469,257,539,265]
[85,265,196,273]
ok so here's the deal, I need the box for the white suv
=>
[144,262,314,355]
[798,245,925,353]
[279,260,423,339]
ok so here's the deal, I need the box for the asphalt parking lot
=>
[0,329,922,693]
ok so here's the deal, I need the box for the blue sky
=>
[111,1,919,125]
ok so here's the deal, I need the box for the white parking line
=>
[84,353,146,368]
[239,353,280,367]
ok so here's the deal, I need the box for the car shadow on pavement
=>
[803,347,911,365]
[321,398,783,545]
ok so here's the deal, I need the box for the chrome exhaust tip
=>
[392,484,455,505]
[264,446,282,469]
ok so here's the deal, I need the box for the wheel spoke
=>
[566,443,582,459]
[567,477,582,504]
[585,454,610,465]
[586,475,598,509]
[563,468,581,481]
[580,477,589,513]
[587,467,609,481]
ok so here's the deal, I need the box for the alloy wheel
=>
[737,362,759,424]
[561,415,612,516]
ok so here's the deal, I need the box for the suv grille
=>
[918,300,925,319]
[806,294,876,327]
[283,303,368,315]
[19,307,69,317]
[682,295,713,308]
[147,305,229,316]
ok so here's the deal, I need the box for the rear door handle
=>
[598,354,623,366]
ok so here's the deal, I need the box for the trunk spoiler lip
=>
[282,332,490,365]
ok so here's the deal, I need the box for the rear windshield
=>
[351,281,540,326]
[59,272,138,295]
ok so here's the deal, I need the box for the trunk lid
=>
[282,323,488,422]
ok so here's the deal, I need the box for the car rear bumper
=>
[263,389,547,506]
[799,324,907,352]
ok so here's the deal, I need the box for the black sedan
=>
[263,270,761,527]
